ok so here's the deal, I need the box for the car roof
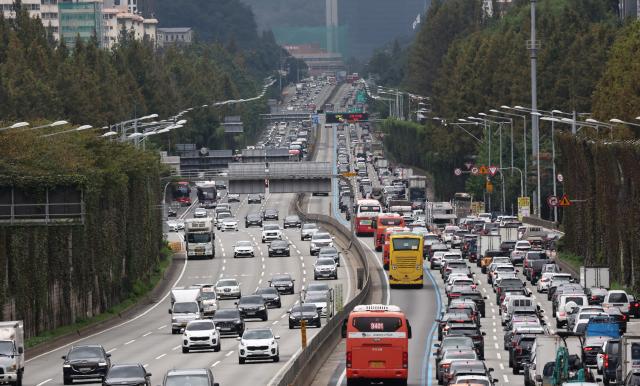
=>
[166,368,210,376]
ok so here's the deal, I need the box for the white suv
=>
[237,328,280,364]
[261,224,283,243]
[182,319,221,353]
[221,217,239,232]
[314,257,338,280]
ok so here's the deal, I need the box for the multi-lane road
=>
[23,84,358,386]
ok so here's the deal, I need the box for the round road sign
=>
[557,173,564,183]
[547,195,559,207]
[454,168,462,176]
[471,167,479,175]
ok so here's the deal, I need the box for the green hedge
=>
[557,134,640,293]
[0,132,163,338]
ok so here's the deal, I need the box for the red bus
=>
[355,199,382,237]
[373,214,405,251]
[172,181,191,206]
[341,304,412,385]
[382,227,410,270]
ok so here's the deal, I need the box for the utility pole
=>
[529,0,541,217]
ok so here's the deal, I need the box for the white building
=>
[103,7,157,49]
[157,27,193,48]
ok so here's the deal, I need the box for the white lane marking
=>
[124,339,135,345]
[303,270,307,275]
[336,370,346,386]
[268,348,303,386]
[258,279,262,285]
[36,379,52,386]
[142,331,152,337]
[106,348,117,353]
[494,343,499,349]
[157,325,166,330]
[500,363,505,370]
[482,287,487,293]
[172,345,181,350]
[281,313,287,319]
[225,350,234,357]
[503,375,509,383]
[493,336,497,341]
[261,271,265,276]
[272,320,279,325]
[211,360,221,367]
[155,353,166,360]
[497,352,501,359]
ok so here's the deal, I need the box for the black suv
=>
[237,295,268,321]
[212,308,245,336]
[509,334,537,374]
[268,240,290,257]
[288,304,322,329]
[254,287,281,308]
[437,312,473,341]
[62,345,111,384]
[283,215,301,228]
[269,274,295,295]
[262,208,279,221]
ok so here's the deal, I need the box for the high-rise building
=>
[58,0,104,48]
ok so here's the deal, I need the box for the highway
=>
[22,83,360,386]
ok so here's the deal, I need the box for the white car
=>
[237,328,280,364]
[194,208,207,218]
[234,241,255,258]
[215,278,241,299]
[314,257,338,280]
[227,193,240,202]
[182,319,221,353]
[510,240,532,265]
[602,290,632,315]
[310,232,334,255]
[261,224,283,243]
[537,272,557,293]
[221,218,239,232]
[167,220,179,232]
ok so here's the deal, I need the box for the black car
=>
[269,274,295,295]
[262,208,279,221]
[268,240,291,257]
[245,213,263,228]
[214,181,226,190]
[236,295,268,321]
[436,312,473,341]
[451,289,487,317]
[62,345,111,384]
[443,323,486,359]
[509,334,537,373]
[283,215,301,228]
[586,287,608,305]
[167,206,177,217]
[288,304,322,328]
[211,308,245,336]
[254,287,281,308]
[318,246,341,267]
[247,194,261,204]
[103,364,151,386]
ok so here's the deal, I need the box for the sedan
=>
[262,208,279,221]
[194,208,207,218]
[283,215,302,228]
[227,193,240,202]
[245,213,263,228]
[288,304,322,328]
[104,364,151,386]
[234,241,255,258]
[254,287,281,308]
[248,194,261,204]
[318,246,341,267]
[300,223,319,240]
[268,240,290,257]
[211,308,244,337]
[62,345,111,384]
[269,274,295,295]
[236,295,268,321]
[162,369,219,386]
[215,278,241,299]
[220,218,239,232]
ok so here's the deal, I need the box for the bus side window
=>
[341,319,348,338]
[406,320,412,339]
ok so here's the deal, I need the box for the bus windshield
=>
[353,317,403,332]
[359,205,381,213]
[188,233,211,243]
[392,238,421,251]
[380,218,403,226]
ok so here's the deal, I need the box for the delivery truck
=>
[579,266,610,289]
[0,321,24,386]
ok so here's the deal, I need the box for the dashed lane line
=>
[155,353,166,360]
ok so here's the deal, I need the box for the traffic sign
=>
[517,196,530,220]
[488,166,498,176]
[478,165,488,175]
[471,167,479,175]
[547,195,559,207]
[557,173,564,183]
[341,172,357,177]
[558,194,572,207]
[464,162,473,170]
[454,168,462,176]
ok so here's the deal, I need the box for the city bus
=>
[373,213,405,251]
[195,181,217,209]
[355,199,382,237]
[388,232,424,288]
[172,181,192,206]
[341,304,412,386]
[382,227,410,270]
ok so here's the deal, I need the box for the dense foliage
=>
[0,131,163,338]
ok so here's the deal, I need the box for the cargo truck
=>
[499,226,519,243]
[169,287,203,334]
[616,323,640,385]
[0,321,24,386]
[185,218,215,259]
[579,267,610,289]
[408,176,427,203]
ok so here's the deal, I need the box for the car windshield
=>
[307,284,329,291]
[446,351,477,359]
[319,247,338,255]
[316,258,335,266]
[243,330,273,340]
[313,233,331,241]
[239,296,263,305]
[0,342,14,355]
[165,375,209,386]
[200,291,216,300]
[286,216,299,221]
[68,346,104,360]
[187,233,211,243]
[609,293,628,303]
[392,238,421,250]
[256,288,278,295]
[264,224,279,230]
[306,295,328,303]
[302,224,318,230]
[217,280,238,287]
[213,309,239,319]
[187,321,214,331]
[217,212,231,219]
[443,337,473,348]
[272,275,291,282]
[174,303,199,313]
[292,305,317,313]
[236,241,252,247]
[107,365,143,378]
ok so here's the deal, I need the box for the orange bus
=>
[382,226,409,270]
[355,199,382,237]
[373,213,405,251]
[341,304,412,386]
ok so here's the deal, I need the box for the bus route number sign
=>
[370,322,384,331]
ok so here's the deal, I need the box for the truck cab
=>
[0,321,24,386]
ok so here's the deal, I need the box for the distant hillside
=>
[239,0,325,30]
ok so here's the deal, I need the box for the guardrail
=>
[271,195,371,386]
[523,216,560,231]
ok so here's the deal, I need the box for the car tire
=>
[214,343,221,352]
[513,365,519,375]
[316,321,322,328]
[289,322,294,329]
[239,358,245,364]
[273,355,280,362]
[268,253,272,257]
[171,329,179,334]
[314,275,318,280]
[182,347,189,353]
[262,314,268,321]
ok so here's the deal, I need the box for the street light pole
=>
[498,107,528,196]
[529,0,541,218]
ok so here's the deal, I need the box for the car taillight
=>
[591,295,598,300]
[441,363,451,369]
[622,314,627,321]
[604,354,609,367]
[584,347,593,352]
[559,311,566,317]
[346,351,352,368]
[403,351,408,369]
[517,347,523,354]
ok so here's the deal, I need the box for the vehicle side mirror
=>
[484,296,488,299]
[482,332,486,336]
[180,328,185,334]
[488,367,494,372]
[17,347,23,354]
[493,379,499,383]
[275,335,281,339]
[407,320,413,339]
[146,373,152,377]
[61,355,66,360]
[168,309,172,314]
[234,302,238,305]
[106,353,112,357]
[341,319,348,338]
[214,383,220,386]
[236,337,242,341]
